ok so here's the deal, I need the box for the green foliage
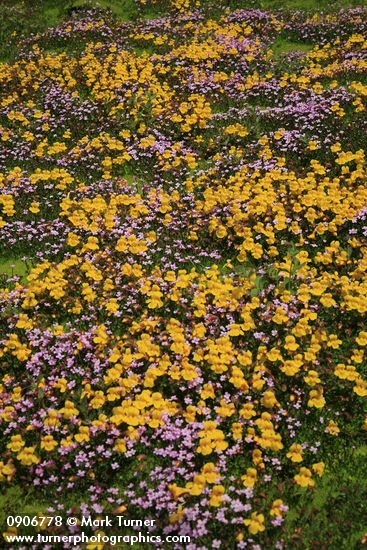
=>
[284,443,367,549]
[272,38,314,56]
[0,487,27,527]
[0,1,68,61]
[221,0,367,11]
[0,257,29,282]
[1,0,366,63]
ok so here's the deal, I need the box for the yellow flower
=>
[90,391,106,409]
[261,390,278,408]
[270,499,286,517]
[83,236,99,251]
[201,462,219,484]
[29,201,40,214]
[66,232,80,247]
[287,443,303,463]
[168,484,189,500]
[74,427,90,443]
[17,446,39,466]
[147,285,164,309]
[284,335,299,351]
[354,378,367,397]
[308,140,319,151]
[244,512,265,534]
[272,306,288,324]
[3,527,17,542]
[240,403,256,420]
[86,531,105,550]
[40,435,58,451]
[231,422,243,440]
[274,128,285,140]
[327,334,342,349]
[308,388,325,408]
[356,331,367,346]
[312,462,325,477]
[304,370,321,386]
[59,400,79,419]
[241,467,257,488]
[325,420,340,436]
[209,485,225,507]
[252,449,264,469]
[169,506,185,524]
[197,422,228,455]
[0,460,16,482]
[7,434,25,453]
[294,467,315,488]
[114,438,127,453]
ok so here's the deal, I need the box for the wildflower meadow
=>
[0,0,367,548]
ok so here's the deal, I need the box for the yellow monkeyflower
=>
[209,485,225,507]
[325,420,340,436]
[40,435,58,451]
[29,201,40,214]
[244,512,265,534]
[287,443,303,463]
[308,388,325,408]
[312,462,325,477]
[294,467,315,488]
[17,446,39,466]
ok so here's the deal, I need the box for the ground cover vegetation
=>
[0,0,367,548]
